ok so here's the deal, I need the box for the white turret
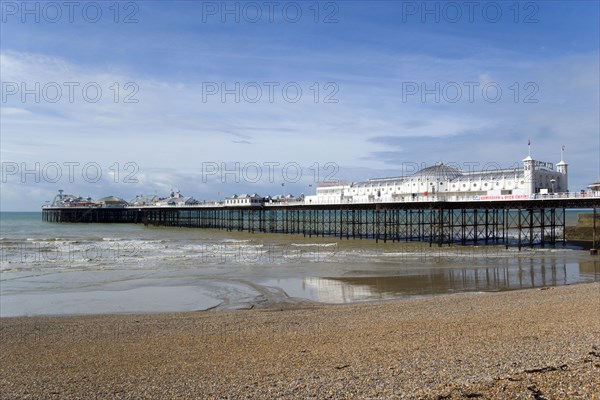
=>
[556,145,568,192]
[523,155,535,195]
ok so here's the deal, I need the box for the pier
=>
[42,195,600,250]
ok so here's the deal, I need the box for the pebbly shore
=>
[1,283,599,399]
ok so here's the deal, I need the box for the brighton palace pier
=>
[306,154,568,204]
[43,151,600,250]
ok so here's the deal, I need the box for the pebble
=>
[1,282,598,399]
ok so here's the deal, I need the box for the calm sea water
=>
[1,211,597,317]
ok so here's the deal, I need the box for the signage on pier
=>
[475,194,533,201]
[318,180,348,187]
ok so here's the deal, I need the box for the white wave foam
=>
[220,239,254,244]
[290,243,337,247]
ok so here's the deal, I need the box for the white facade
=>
[224,193,264,206]
[306,153,568,204]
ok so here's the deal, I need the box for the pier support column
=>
[594,207,598,249]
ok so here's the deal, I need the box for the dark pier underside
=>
[42,199,600,250]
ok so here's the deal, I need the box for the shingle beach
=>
[1,283,599,399]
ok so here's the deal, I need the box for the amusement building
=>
[305,149,569,204]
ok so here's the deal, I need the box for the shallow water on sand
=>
[1,212,598,316]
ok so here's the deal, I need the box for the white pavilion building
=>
[306,150,568,204]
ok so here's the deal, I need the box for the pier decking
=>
[42,195,600,250]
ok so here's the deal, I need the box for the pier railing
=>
[297,191,600,206]
[41,191,600,249]
[41,191,600,210]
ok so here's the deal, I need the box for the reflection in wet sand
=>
[580,259,600,275]
[295,260,599,304]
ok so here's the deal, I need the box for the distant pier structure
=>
[42,151,600,249]
[42,196,600,250]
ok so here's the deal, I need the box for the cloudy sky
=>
[1,1,599,210]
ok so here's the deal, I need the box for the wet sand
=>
[4,243,598,317]
[1,283,599,399]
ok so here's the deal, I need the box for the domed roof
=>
[412,163,463,181]
[588,178,600,190]
[98,196,127,204]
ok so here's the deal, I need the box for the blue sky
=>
[1,0,599,210]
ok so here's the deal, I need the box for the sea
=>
[1,211,598,317]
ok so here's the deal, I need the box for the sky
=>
[1,0,599,211]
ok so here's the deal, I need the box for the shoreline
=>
[2,273,598,319]
[2,242,597,318]
[2,282,598,398]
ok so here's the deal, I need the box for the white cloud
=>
[1,46,598,210]
[0,107,31,116]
